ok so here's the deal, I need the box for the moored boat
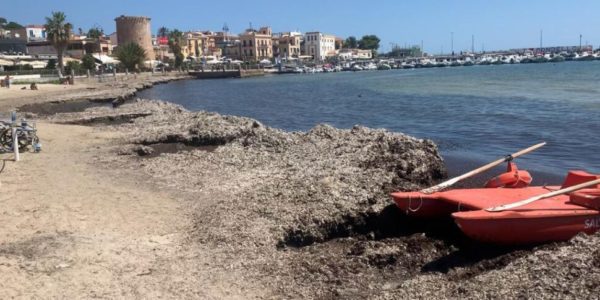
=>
[452,175,600,245]
[377,63,392,70]
[392,161,533,217]
[393,169,600,244]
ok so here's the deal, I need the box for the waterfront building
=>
[337,48,372,60]
[109,32,118,48]
[0,38,27,54]
[182,31,203,59]
[27,37,110,59]
[335,37,344,51]
[271,35,280,58]
[0,26,27,54]
[114,15,155,59]
[303,32,336,61]
[10,25,47,42]
[220,38,242,61]
[201,32,221,58]
[212,32,241,60]
[277,32,302,59]
[388,45,422,58]
[0,27,9,39]
[152,34,171,61]
[240,26,273,61]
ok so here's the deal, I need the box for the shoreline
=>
[1,81,598,298]
[0,72,192,114]
[11,76,566,186]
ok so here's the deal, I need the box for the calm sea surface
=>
[138,62,600,182]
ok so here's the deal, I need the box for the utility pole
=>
[539,29,543,52]
[579,34,582,51]
[421,40,424,57]
[471,34,474,53]
[451,32,454,56]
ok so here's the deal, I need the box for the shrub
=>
[65,60,81,74]
[81,54,96,71]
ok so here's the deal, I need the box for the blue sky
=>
[4,0,600,53]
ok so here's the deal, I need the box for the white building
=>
[23,25,47,42]
[303,32,336,61]
[338,48,373,60]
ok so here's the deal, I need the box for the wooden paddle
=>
[486,178,600,212]
[420,142,546,194]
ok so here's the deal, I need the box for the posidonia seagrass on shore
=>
[21,99,600,299]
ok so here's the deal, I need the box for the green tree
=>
[0,17,7,26]
[344,36,358,49]
[45,11,73,74]
[168,29,185,68]
[358,35,380,50]
[86,25,104,54]
[65,60,81,74]
[45,59,57,70]
[115,42,146,71]
[157,27,169,37]
[86,26,103,39]
[81,54,96,71]
[358,35,381,57]
[4,21,24,30]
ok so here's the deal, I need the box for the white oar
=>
[421,142,546,194]
[486,178,600,212]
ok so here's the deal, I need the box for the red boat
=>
[391,170,600,244]
[391,162,535,217]
[453,195,600,244]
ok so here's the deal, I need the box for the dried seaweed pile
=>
[53,99,599,299]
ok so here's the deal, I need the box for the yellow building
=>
[175,31,223,61]
[278,33,302,58]
[182,32,202,59]
[240,27,273,61]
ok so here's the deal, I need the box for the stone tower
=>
[114,15,154,60]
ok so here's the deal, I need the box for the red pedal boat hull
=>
[453,209,600,245]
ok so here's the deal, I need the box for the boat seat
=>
[561,170,600,189]
[569,189,600,210]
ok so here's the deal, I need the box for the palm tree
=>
[168,29,184,46]
[168,29,185,67]
[45,11,72,74]
[115,42,146,71]
[157,27,169,38]
[87,25,104,54]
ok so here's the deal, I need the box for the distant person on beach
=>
[4,75,10,88]
[30,83,38,90]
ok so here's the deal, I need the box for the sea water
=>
[138,61,600,182]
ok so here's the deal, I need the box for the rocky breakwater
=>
[47,99,600,299]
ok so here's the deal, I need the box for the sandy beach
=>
[0,81,598,298]
[0,73,190,113]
